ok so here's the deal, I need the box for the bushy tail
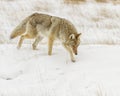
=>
[10,16,30,39]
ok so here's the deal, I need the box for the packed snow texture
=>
[0,1,120,96]
[0,44,120,96]
[0,0,120,44]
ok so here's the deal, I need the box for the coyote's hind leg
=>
[32,36,43,50]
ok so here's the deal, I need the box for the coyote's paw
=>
[71,59,76,62]
[17,46,20,49]
[48,51,52,56]
[32,44,37,50]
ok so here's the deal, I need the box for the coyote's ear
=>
[69,34,75,39]
[76,33,82,38]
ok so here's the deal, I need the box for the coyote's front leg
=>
[62,43,75,62]
[48,35,55,55]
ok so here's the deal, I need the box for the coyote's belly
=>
[36,24,52,37]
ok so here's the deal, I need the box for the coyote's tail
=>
[10,16,30,39]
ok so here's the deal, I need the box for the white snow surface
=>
[0,44,120,96]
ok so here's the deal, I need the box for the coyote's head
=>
[67,33,81,55]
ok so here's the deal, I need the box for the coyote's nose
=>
[75,53,77,55]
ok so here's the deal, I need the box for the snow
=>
[0,44,120,96]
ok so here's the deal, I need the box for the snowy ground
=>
[0,44,120,96]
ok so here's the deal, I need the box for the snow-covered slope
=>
[0,44,120,96]
[0,0,120,44]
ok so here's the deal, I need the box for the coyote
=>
[10,13,81,62]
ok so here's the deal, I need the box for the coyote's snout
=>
[73,47,78,55]
[10,13,82,62]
